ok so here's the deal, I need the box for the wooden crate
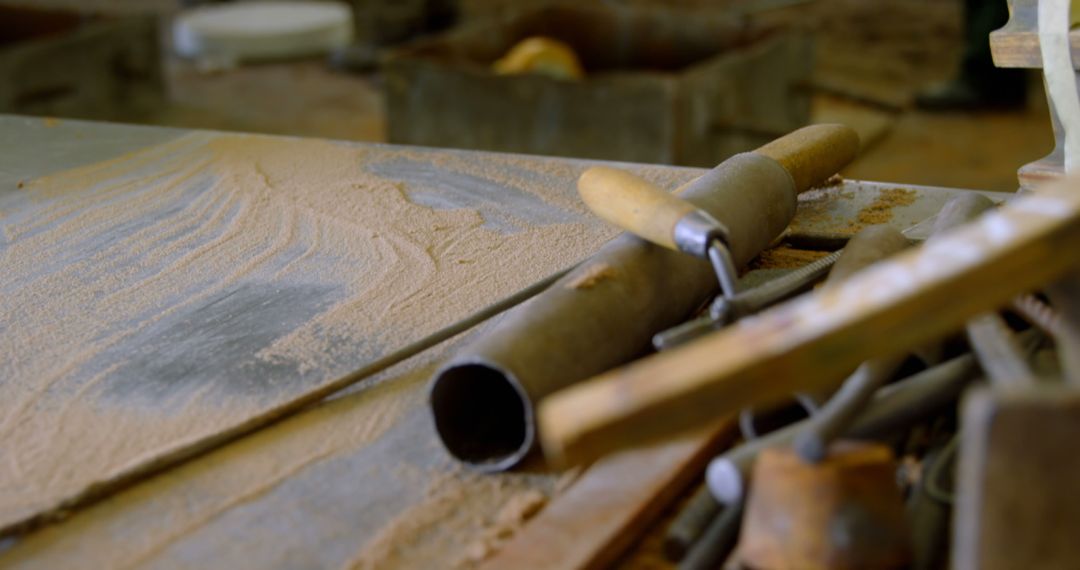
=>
[383,4,812,166]
[0,5,163,120]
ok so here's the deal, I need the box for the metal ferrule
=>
[673,210,730,259]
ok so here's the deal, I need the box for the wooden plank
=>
[990,0,1080,69]
[538,175,1080,466]
[481,419,736,570]
[955,386,1080,570]
[0,327,567,569]
[0,116,654,536]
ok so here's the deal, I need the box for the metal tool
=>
[538,176,1080,467]
[666,225,910,556]
[706,328,1040,506]
[966,313,1038,388]
[906,432,956,570]
[430,124,859,471]
[794,195,992,463]
[706,350,981,506]
[677,500,744,570]
[579,165,741,300]
[654,250,840,350]
[1047,270,1080,385]
[665,486,726,561]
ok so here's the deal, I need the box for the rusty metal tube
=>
[430,126,858,471]
[431,155,793,470]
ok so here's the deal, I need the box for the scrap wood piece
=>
[955,386,1080,570]
[538,176,1080,466]
[480,418,736,570]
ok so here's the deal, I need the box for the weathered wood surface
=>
[481,419,736,570]
[955,386,1080,570]
[0,114,646,536]
[0,116,1009,567]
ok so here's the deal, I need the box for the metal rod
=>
[653,249,839,351]
[708,240,740,300]
[431,153,798,471]
[706,352,980,505]
[678,501,745,570]
[1012,294,1066,339]
[966,313,1038,388]
[793,356,904,462]
[665,486,723,562]
[907,434,955,570]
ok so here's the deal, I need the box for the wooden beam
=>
[482,419,736,570]
[538,177,1080,466]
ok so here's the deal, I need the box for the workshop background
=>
[0,0,1053,191]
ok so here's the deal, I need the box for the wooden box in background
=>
[0,5,163,121]
[383,4,812,166]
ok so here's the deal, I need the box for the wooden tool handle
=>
[577,125,859,250]
[755,124,860,193]
[578,166,697,251]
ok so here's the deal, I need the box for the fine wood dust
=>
[790,184,916,236]
[0,131,639,535]
[851,187,917,229]
[346,466,555,570]
[565,262,616,289]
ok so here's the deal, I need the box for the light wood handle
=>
[755,124,860,193]
[578,166,697,251]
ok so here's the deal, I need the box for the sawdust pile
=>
[0,131,622,537]
[789,185,917,237]
[346,467,552,569]
[853,188,917,229]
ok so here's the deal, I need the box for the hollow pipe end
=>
[428,360,534,473]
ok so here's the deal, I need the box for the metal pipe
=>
[430,153,798,470]
[678,501,744,570]
[664,486,723,561]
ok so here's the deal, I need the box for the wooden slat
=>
[482,419,736,570]
[990,0,1080,69]
[539,176,1080,466]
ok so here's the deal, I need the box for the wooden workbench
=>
[0,116,1007,568]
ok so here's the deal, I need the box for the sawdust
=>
[749,246,832,270]
[566,262,616,289]
[0,131,616,535]
[346,466,552,570]
[458,489,548,566]
[789,185,917,237]
[851,187,917,229]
